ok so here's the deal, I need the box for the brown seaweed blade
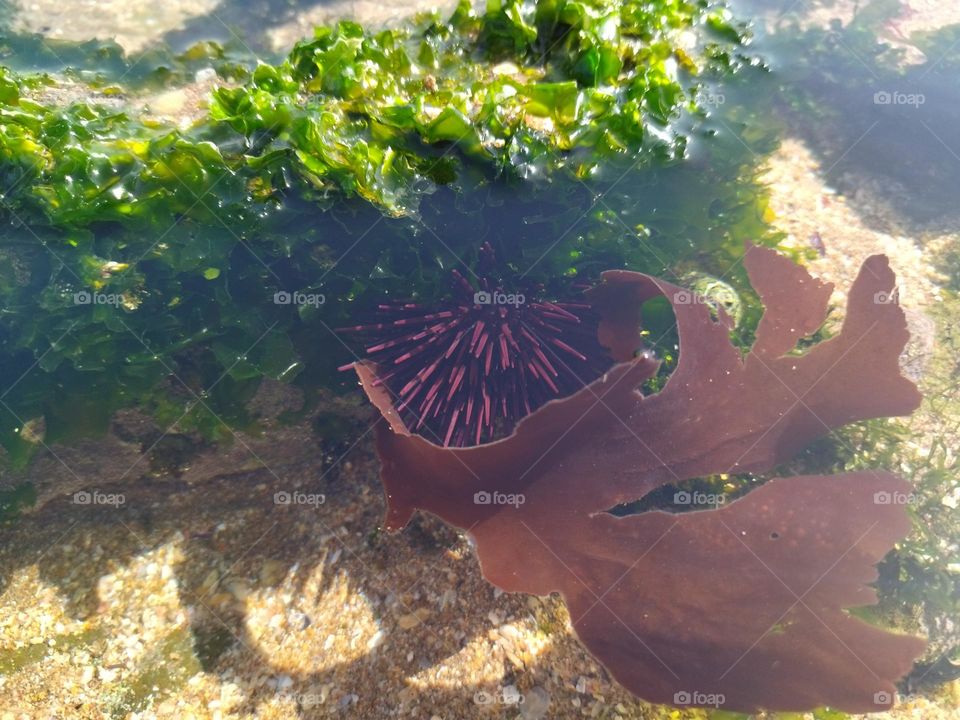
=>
[351,245,925,713]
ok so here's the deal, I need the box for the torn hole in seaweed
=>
[636,295,678,395]
[772,417,904,481]
[678,262,754,323]
[785,314,836,357]
[636,278,752,396]
[605,472,763,516]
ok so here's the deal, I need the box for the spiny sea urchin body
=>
[340,246,611,446]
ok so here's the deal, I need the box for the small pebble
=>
[195,67,218,84]
[367,630,385,650]
[259,560,286,586]
[338,693,358,709]
[398,607,431,629]
[520,686,551,719]
[501,684,522,705]
[398,613,421,630]
[288,610,311,630]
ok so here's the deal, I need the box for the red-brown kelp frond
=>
[352,245,925,714]
[339,244,612,446]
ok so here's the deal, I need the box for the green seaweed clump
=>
[0,0,757,467]
[209,0,747,215]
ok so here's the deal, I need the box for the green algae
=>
[0,626,102,675]
[0,0,776,469]
[103,624,202,718]
[192,623,235,671]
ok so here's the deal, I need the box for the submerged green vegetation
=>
[2,0,750,224]
[0,480,34,524]
[0,0,958,714]
[207,0,745,214]
[0,0,772,465]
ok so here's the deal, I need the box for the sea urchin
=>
[340,245,611,447]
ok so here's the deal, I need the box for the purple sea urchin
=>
[340,245,611,446]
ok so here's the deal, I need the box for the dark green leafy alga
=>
[0,0,754,465]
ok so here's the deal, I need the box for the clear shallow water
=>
[74,0,960,235]
[737,0,960,229]
[0,0,958,716]
[0,0,779,456]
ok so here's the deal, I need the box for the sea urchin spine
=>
[340,249,610,447]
